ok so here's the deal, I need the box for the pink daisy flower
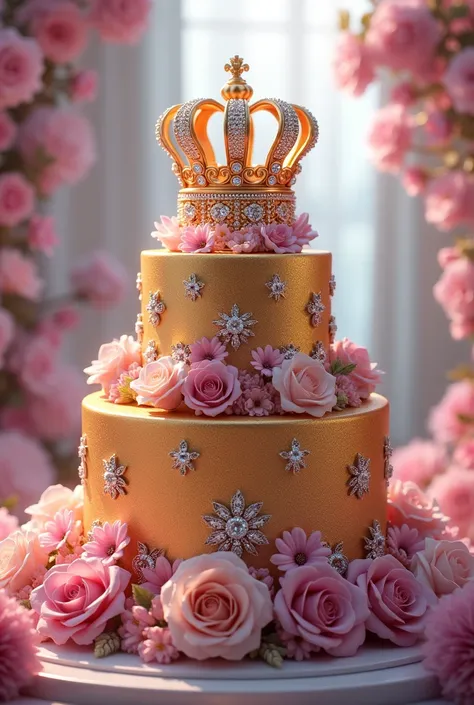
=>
[244,387,274,416]
[38,508,82,552]
[83,520,130,566]
[190,336,228,365]
[278,627,315,661]
[179,224,215,253]
[141,555,183,595]
[248,566,274,597]
[138,626,179,664]
[250,345,285,377]
[387,523,425,568]
[270,528,331,572]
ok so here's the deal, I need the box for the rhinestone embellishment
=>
[143,340,158,364]
[147,291,166,327]
[184,203,197,221]
[268,176,277,185]
[135,314,144,344]
[276,204,289,220]
[231,176,242,186]
[210,203,231,223]
[280,438,310,474]
[231,162,243,173]
[244,203,264,222]
[347,453,371,499]
[192,163,203,174]
[310,341,326,363]
[169,440,200,476]
[171,342,191,365]
[132,541,164,583]
[103,454,127,499]
[364,520,386,559]
[203,489,271,557]
[266,274,287,302]
[78,434,87,485]
[197,175,206,186]
[306,292,325,327]
[214,304,257,350]
[329,315,337,343]
[136,272,142,300]
[271,162,281,174]
[384,436,394,485]
[329,274,336,297]
[183,273,205,302]
[325,542,349,576]
[280,343,300,360]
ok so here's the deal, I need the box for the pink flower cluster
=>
[434,245,474,340]
[329,338,382,409]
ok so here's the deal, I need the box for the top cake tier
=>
[139,250,334,370]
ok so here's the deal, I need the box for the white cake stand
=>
[23,642,447,705]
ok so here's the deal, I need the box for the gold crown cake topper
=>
[156,56,319,230]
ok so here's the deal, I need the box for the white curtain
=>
[54,0,467,444]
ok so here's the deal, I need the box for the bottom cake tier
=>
[82,392,389,574]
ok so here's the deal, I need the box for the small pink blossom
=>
[330,338,382,398]
[141,555,183,595]
[83,520,130,566]
[428,380,474,444]
[138,626,179,664]
[226,228,261,253]
[0,172,35,227]
[248,567,274,596]
[25,483,83,529]
[261,223,300,254]
[54,543,84,566]
[367,103,412,174]
[0,111,16,151]
[425,171,474,232]
[39,509,82,553]
[292,213,318,248]
[85,334,142,394]
[189,336,228,365]
[250,345,284,377]
[0,529,48,596]
[386,523,425,568]
[412,537,474,598]
[444,47,474,115]
[438,245,461,269]
[180,224,215,253]
[273,353,336,417]
[390,81,417,107]
[70,69,98,104]
[277,627,314,661]
[183,360,241,416]
[108,362,141,404]
[388,479,450,540]
[0,248,42,300]
[151,216,182,251]
[453,438,474,469]
[425,110,453,146]
[392,438,446,488]
[0,29,43,110]
[130,356,186,410]
[28,214,58,256]
[429,467,474,540]
[28,364,84,441]
[32,2,87,64]
[71,250,127,309]
[434,256,474,340]
[213,223,232,251]
[89,0,152,45]
[19,334,58,397]
[333,32,375,97]
[271,528,331,572]
[119,606,143,654]
[402,166,427,196]
[0,508,18,541]
[52,305,80,331]
[244,387,274,416]
[334,374,362,409]
[0,307,14,368]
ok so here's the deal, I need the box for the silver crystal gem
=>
[135,314,144,344]
[329,315,337,343]
[271,163,281,174]
[136,272,142,300]
[244,203,264,222]
[232,176,242,186]
[213,304,257,350]
[144,340,159,363]
[226,516,249,539]
[280,438,310,474]
[170,440,200,476]
[326,542,349,576]
[365,520,386,559]
[171,342,191,365]
[329,274,336,297]
[132,541,164,583]
[268,176,277,186]
[280,343,300,360]
[276,204,288,220]
[347,453,371,499]
[78,434,88,485]
[231,162,243,173]
[192,163,203,174]
[210,203,231,223]
[310,341,326,363]
[266,274,287,302]
[184,203,196,220]
[384,436,394,486]
[147,291,166,327]
[197,175,206,186]
[183,273,205,301]
[306,292,325,327]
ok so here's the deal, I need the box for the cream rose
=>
[411,537,474,598]
[25,484,83,530]
[0,530,48,596]
[272,353,336,417]
[130,356,186,410]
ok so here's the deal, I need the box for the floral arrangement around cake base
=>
[0,479,473,702]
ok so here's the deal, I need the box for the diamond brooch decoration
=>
[170,440,200,476]
[329,274,336,297]
[266,274,287,302]
[325,542,349,576]
[171,342,191,365]
[210,203,230,223]
[280,438,310,474]
[183,273,205,302]
[144,340,159,363]
[136,272,142,300]
[103,454,127,499]
[310,341,326,363]
[203,489,271,557]
[329,315,337,343]
[384,436,394,485]
[147,291,166,327]
[347,453,371,499]
[135,314,144,344]
[213,304,257,350]
[132,541,164,583]
[364,520,386,559]
[244,203,264,222]
[77,434,87,485]
[306,292,325,327]
[280,343,300,360]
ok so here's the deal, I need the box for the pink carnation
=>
[392,438,446,488]
[330,337,382,398]
[429,467,474,540]
[151,216,182,252]
[0,508,18,541]
[261,223,300,254]
[434,256,474,340]
[183,360,241,416]
[425,171,474,232]
[189,336,228,365]
[292,213,318,248]
[32,2,87,64]
[0,28,43,109]
[130,356,186,410]
[334,374,362,409]
[333,32,375,97]
[386,523,424,568]
[0,111,16,151]
[89,0,152,44]
[0,307,14,368]
[273,353,336,417]
[39,508,82,553]
[412,537,474,598]
[28,214,58,256]
[138,626,179,664]
[28,364,84,441]
[428,380,474,444]
[85,334,142,394]
[179,224,215,253]
[226,229,261,253]
[444,47,474,115]
[70,69,98,104]
[70,250,127,309]
[368,103,412,174]
[277,627,314,661]
[402,166,427,196]
[0,172,34,227]
[250,345,284,377]
[25,483,83,529]
[83,520,130,566]
[388,479,449,539]
[243,386,274,416]
[141,555,182,595]
[270,528,331,572]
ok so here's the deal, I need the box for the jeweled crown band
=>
[177,189,296,230]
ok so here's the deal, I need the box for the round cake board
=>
[26,642,443,705]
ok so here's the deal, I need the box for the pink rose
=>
[25,483,83,530]
[388,479,449,539]
[70,69,98,104]
[0,29,43,109]
[28,214,58,256]
[347,555,434,646]
[392,438,446,488]
[333,32,375,97]
[368,103,412,173]
[84,334,141,394]
[434,257,474,340]
[0,111,17,151]
[28,364,84,441]
[272,353,336,417]
[19,335,57,396]
[0,530,48,596]
[0,172,35,227]
[274,562,369,657]
[261,223,300,254]
[412,537,474,598]
[428,380,474,444]
[0,307,14,367]
[453,438,474,469]
[30,558,130,645]
[32,2,87,64]
[131,356,186,410]
[425,172,474,232]
[161,552,273,661]
[183,360,241,416]
[89,0,152,44]
[402,166,427,196]
[444,48,474,115]
[70,251,127,309]
[329,337,382,398]
[152,216,182,252]
[429,467,474,540]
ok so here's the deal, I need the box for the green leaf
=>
[132,584,154,610]
[330,359,357,376]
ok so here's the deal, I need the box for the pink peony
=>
[250,345,284,377]
[70,250,127,309]
[19,334,58,396]
[130,356,186,410]
[151,216,182,251]
[444,47,474,115]
[19,107,96,195]
[83,520,130,566]
[183,360,241,416]
[333,32,375,97]
[274,562,369,657]
[31,557,130,645]
[85,334,142,394]
[32,2,87,64]
[347,555,434,647]
[0,588,41,701]
[402,166,427,196]
[70,69,98,103]
[227,228,261,253]
[0,529,48,596]
[386,523,425,568]
[161,552,273,661]
[180,224,215,253]
[89,0,152,44]
[0,111,16,151]
[423,580,474,704]
[329,337,382,398]
[141,555,182,595]
[0,28,43,109]
[292,213,318,248]
[25,483,83,530]
[270,528,331,572]
[28,214,58,256]
[365,0,442,77]
[0,508,18,542]
[388,479,449,540]
[39,508,82,553]
[0,172,34,227]
[412,537,474,598]
[392,438,446,488]
[272,353,336,417]
[138,626,179,664]
[367,103,412,174]
[28,364,84,441]
[428,380,474,444]
[425,171,474,232]
[0,248,43,301]
[261,223,300,254]
[429,467,474,540]
[434,256,474,340]
[453,437,474,469]
[189,336,228,365]
[0,307,14,367]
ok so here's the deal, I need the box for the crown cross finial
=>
[221,55,253,101]
[224,55,249,80]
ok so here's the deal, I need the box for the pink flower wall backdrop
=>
[0,0,151,517]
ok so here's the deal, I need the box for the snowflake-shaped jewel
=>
[77,434,87,485]
[306,292,325,327]
[169,440,200,476]
[329,315,337,343]
[87,519,102,542]
[279,438,310,474]
[347,453,371,499]
[213,304,257,350]
[310,341,326,363]
[136,272,142,300]
[135,314,144,344]
[280,343,300,360]
[325,541,349,576]
[203,489,271,557]
[143,340,159,363]
[364,520,386,559]
[171,342,191,365]
[183,273,205,302]
[329,274,336,297]
[103,454,127,499]
[132,541,164,583]
[147,291,166,327]
[384,436,394,485]
[266,274,287,302]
